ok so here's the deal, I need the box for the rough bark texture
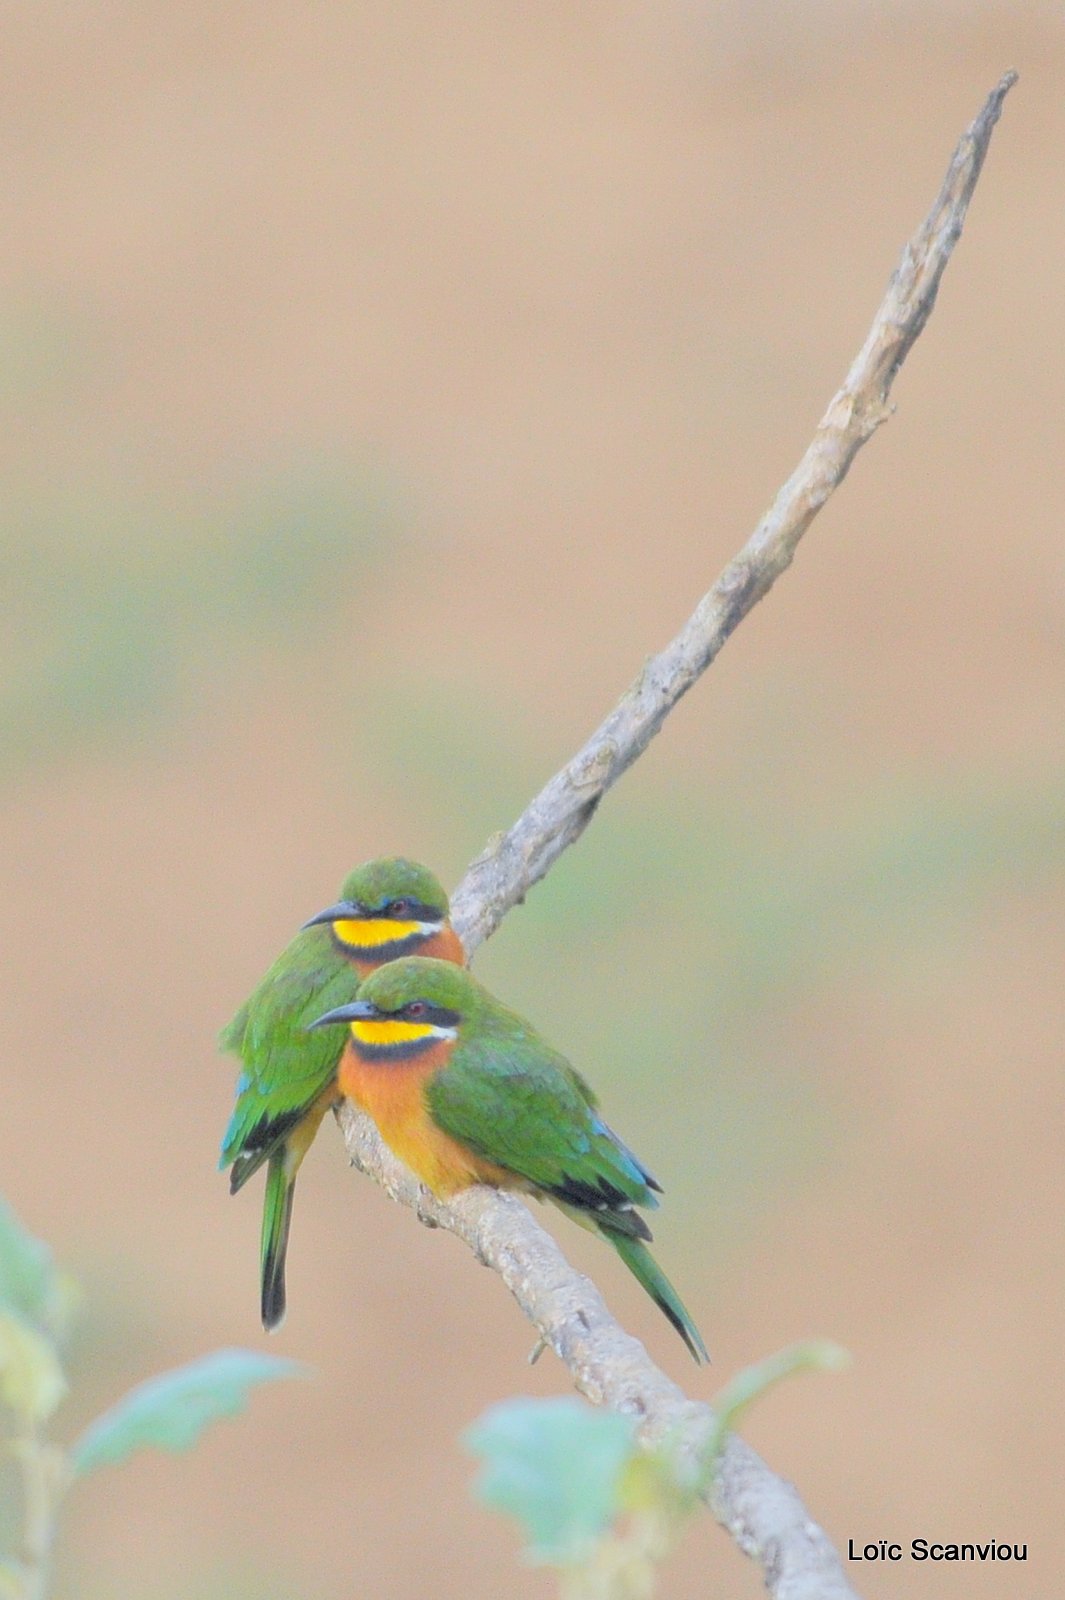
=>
[338,73,1016,1600]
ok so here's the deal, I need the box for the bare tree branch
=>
[339,73,1016,1599]
[448,69,1016,958]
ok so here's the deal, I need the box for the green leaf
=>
[465,1397,638,1563]
[0,1198,60,1331]
[69,1348,305,1478]
[704,1339,850,1473]
[0,1311,67,1423]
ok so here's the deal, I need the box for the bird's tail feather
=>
[608,1231,709,1364]
[260,1155,296,1332]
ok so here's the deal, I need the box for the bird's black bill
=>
[307,999,377,1030]
[301,900,360,930]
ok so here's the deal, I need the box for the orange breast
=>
[419,924,466,966]
[342,922,464,979]
[336,1040,510,1198]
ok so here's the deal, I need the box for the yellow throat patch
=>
[332,917,424,949]
[350,1018,438,1048]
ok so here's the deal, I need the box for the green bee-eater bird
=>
[219,859,464,1330]
[310,957,708,1363]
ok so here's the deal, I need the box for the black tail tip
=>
[261,1273,287,1332]
[689,1333,711,1365]
[659,1300,710,1365]
[681,1317,711,1366]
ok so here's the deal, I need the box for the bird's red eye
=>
[406,1001,427,1019]
[389,899,411,918]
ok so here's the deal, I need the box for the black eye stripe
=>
[393,1002,460,1027]
[375,899,444,922]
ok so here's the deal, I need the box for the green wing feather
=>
[219,926,359,1187]
[427,1019,707,1363]
[426,1024,659,1220]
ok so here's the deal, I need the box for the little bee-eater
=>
[220,859,464,1330]
[310,958,708,1362]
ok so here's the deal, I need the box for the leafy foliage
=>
[466,1398,638,1563]
[70,1349,304,1477]
[0,1199,70,1340]
[0,1202,71,1432]
[0,1197,303,1598]
[467,1341,849,1597]
[701,1338,849,1473]
[0,1314,67,1425]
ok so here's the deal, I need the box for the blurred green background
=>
[2,5,1062,1597]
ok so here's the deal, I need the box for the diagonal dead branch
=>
[447,69,1016,959]
[339,73,1016,1600]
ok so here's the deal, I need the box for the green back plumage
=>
[220,859,456,1331]
[219,924,358,1184]
[220,922,359,1329]
[355,959,657,1212]
[430,1018,660,1221]
[219,858,452,1186]
[350,959,707,1361]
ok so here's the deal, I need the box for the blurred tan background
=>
[2,4,1062,1597]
